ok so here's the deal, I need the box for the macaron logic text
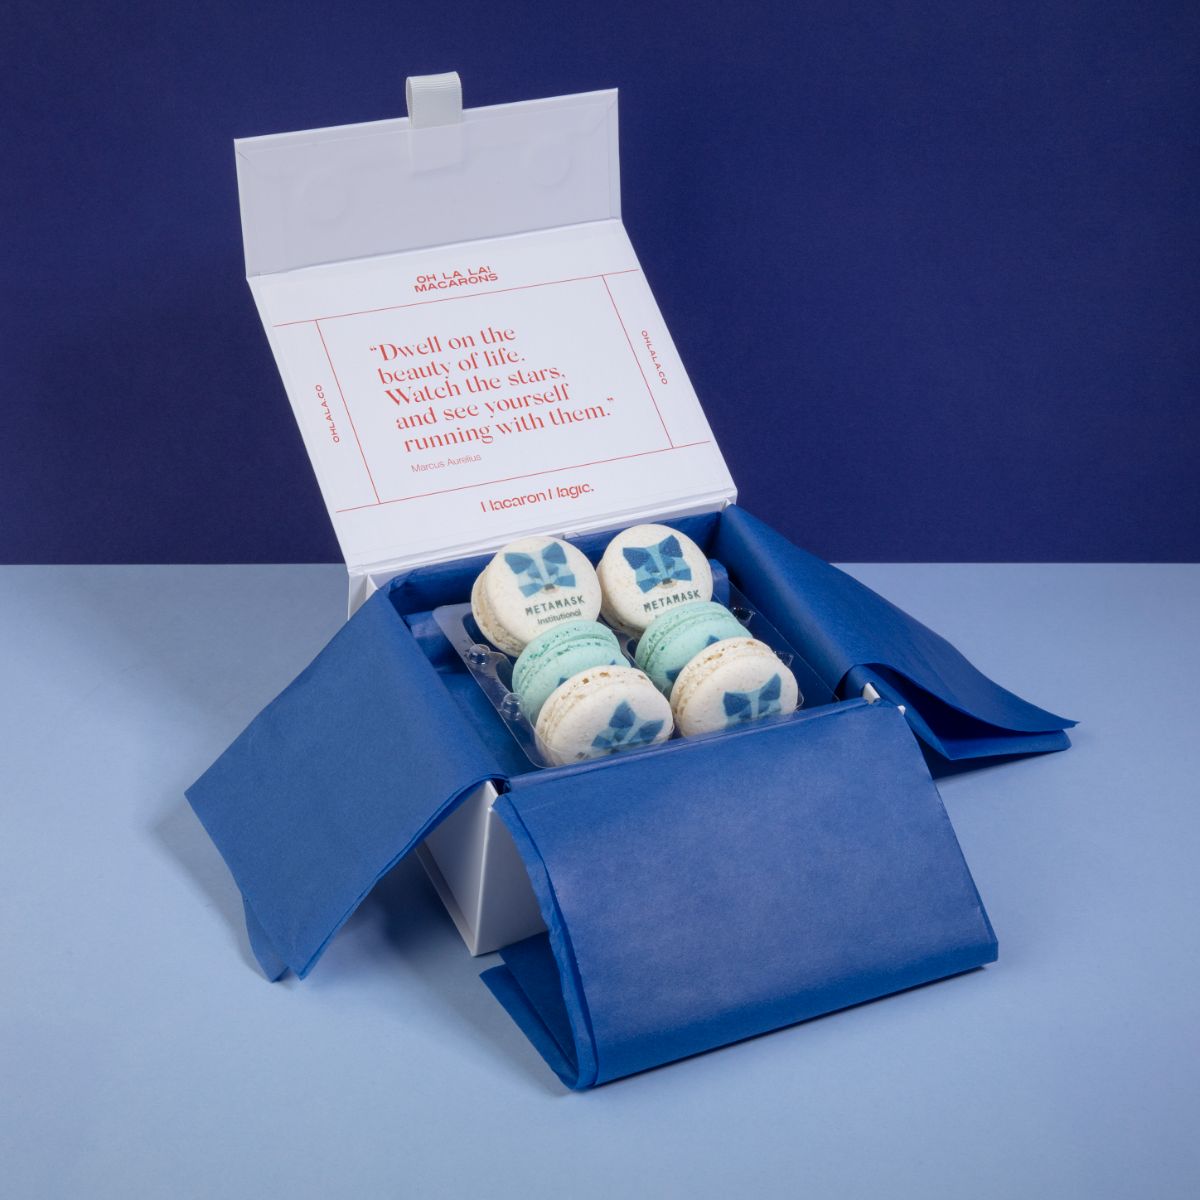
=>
[481,481,595,512]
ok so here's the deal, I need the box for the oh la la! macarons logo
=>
[504,543,577,597]
[412,266,499,293]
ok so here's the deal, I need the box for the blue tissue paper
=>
[713,507,1075,759]
[187,587,504,980]
[185,505,1063,1085]
[483,701,997,1088]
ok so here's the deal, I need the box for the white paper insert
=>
[238,90,735,580]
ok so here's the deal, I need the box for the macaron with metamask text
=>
[597,524,713,634]
[471,535,601,656]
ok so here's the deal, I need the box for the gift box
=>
[189,75,1074,1088]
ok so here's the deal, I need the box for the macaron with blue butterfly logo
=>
[671,637,801,738]
[471,535,602,655]
[597,523,714,634]
[534,664,674,766]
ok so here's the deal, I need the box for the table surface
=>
[3,563,1198,1199]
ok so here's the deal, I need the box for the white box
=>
[415,783,543,955]
[235,75,736,955]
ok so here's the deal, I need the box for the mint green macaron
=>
[512,620,625,723]
[634,601,747,694]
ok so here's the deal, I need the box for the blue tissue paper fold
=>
[483,701,998,1089]
[714,507,1075,759]
[186,587,503,979]
[184,503,1058,1018]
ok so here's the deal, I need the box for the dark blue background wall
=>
[5,2,1197,563]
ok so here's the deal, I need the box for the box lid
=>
[236,78,735,594]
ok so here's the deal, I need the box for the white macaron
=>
[471,535,601,656]
[671,637,800,737]
[535,664,673,766]
[597,523,713,634]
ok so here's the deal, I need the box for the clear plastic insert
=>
[432,581,821,769]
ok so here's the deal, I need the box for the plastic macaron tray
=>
[432,523,807,768]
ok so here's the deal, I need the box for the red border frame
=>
[280,270,708,513]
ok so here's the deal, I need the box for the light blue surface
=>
[2,564,1197,1198]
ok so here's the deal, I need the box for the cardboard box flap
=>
[235,82,735,590]
[484,701,998,1089]
[185,587,507,980]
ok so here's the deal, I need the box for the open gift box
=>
[189,76,1074,1089]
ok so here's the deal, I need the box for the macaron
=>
[634,601,748,694]
[512,620,625,723]
[535,664,673,766]
[597,524,713,634]
[671,637,800,737]
[471,535,601,656]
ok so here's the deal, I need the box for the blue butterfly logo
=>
[591,700,665,754]
[622,534,693,593]
[504,543,577,597]
[722,673,783,728]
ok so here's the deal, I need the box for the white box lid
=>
[236,78,736,595]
